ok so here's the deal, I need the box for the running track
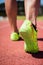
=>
[0,20,43,65]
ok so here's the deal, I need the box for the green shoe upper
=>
[10,32,19,41]
[19,20,39,53]
[19,20,32,33]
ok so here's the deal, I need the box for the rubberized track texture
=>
[0,20,43,65]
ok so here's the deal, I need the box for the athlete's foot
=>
[10,32,19,41]
[10,28,20,41]
[19,20,39,53]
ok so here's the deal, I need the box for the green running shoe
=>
[19,20,39,53]
[10,32,19,41]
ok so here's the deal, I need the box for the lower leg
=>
[5,0,18,32]
[24,0,40,30]
[24,0,31,20]
[31,0,40,29]
[24,0,36,20]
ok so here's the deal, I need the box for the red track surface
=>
[0,20,43,65]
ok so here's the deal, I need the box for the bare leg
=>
[24,0,32,20]
[24,0,36,20]
[31,0,40,29]
[5,0,18,32]
[24,0,40,29]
